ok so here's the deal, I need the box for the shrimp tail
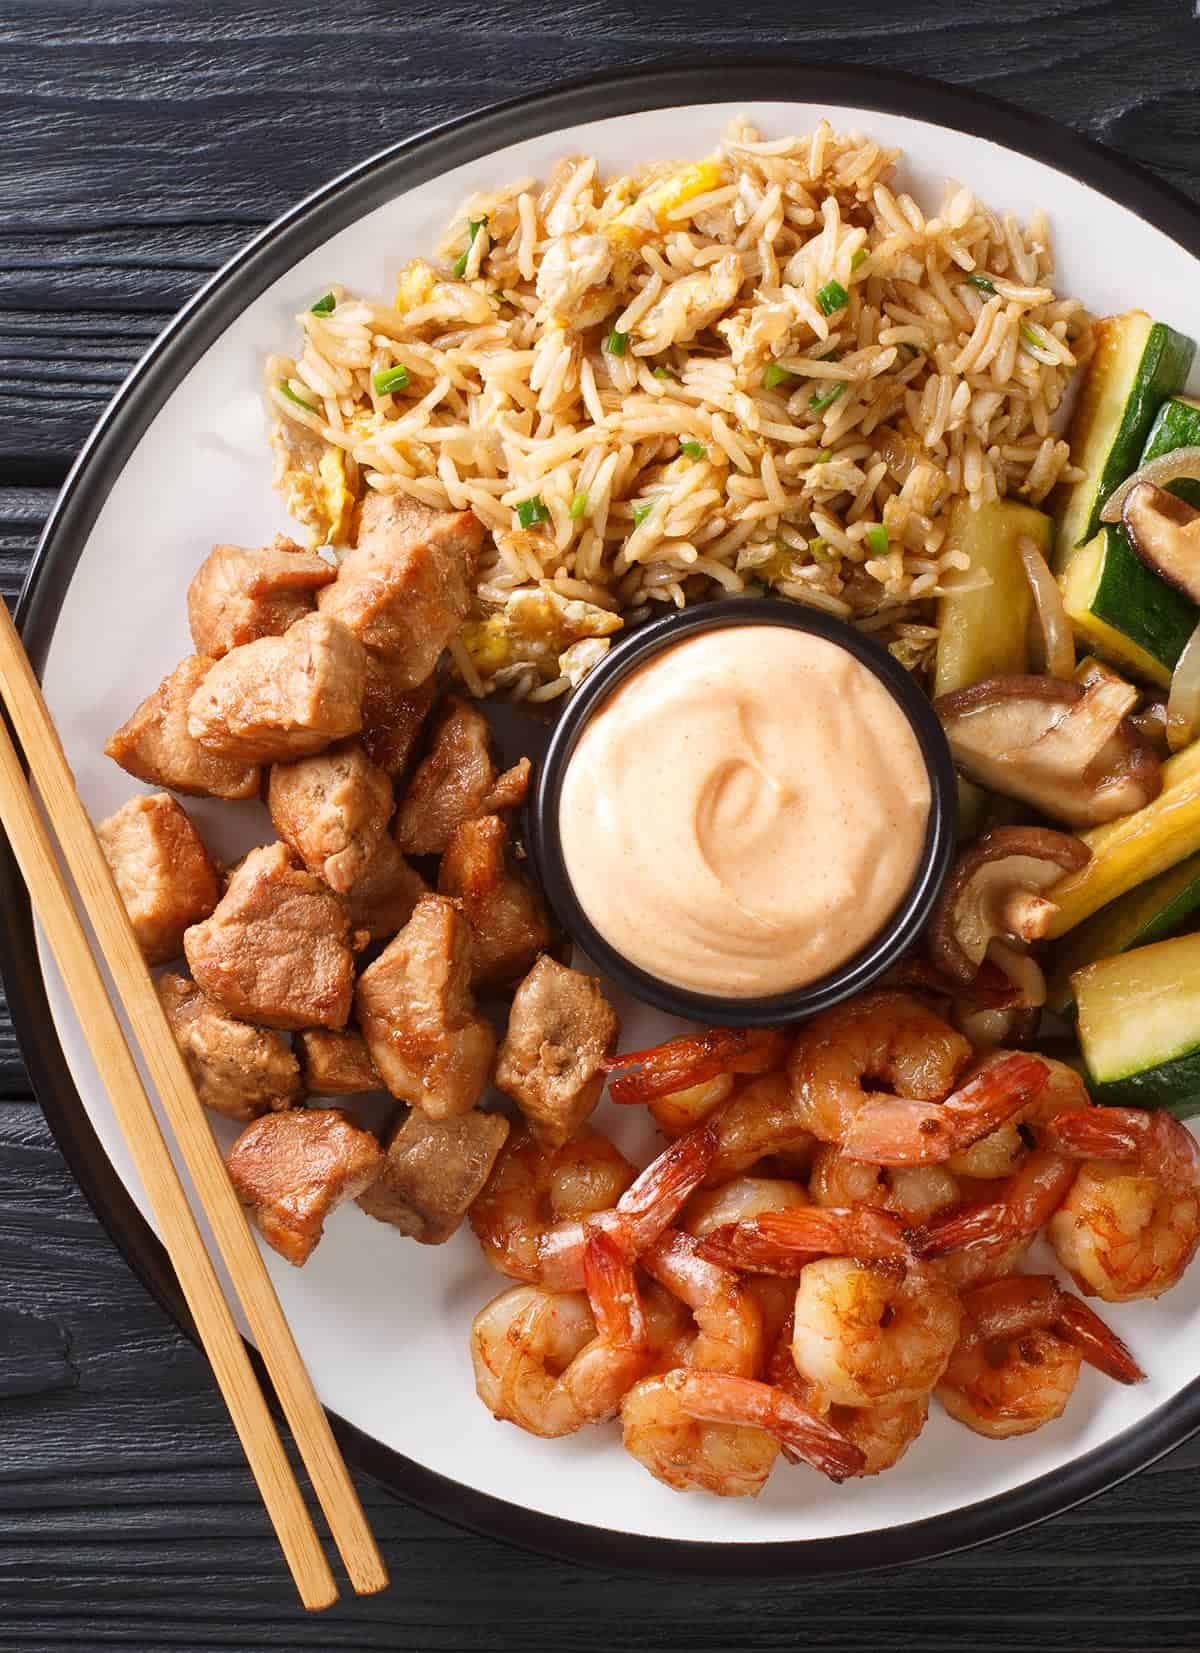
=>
[606,1028,789,1104]
[1053,1294,1145,1385]
[617,1120,719,1236]
[583,1229,647,1352]
[911,1149,1076,1258]
[662,1369,865,1482]
[842,1054,1049,1167]
[908,1201,1013,1258]
[1046,1105,1200,1194]
[695,1220,819,1276]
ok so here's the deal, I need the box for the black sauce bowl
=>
[527,597,958,1027]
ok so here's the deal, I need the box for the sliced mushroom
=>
[1122,482,1200,603]
[935,675,1162,828]
[927,826,1092,986]
[954,939,1046,1049]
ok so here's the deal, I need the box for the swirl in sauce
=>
[558,626,931,998]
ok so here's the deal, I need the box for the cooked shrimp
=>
[842,1053,1049,1167]
[705,1072,817,1184]
[947,1054,1091,1181]
[697,1205,961,1408]
[809,1143,962,1224]
[620,1370,864,1495]
[606,1027,790,1106]
[648,1072,735,1138]
[937,1274,1143,1439]
[1044,1107,1200,1302]
[910,1148,1078,1277]
[787,990,971,1146]
[471,1120,717,1290]
[641,1229,764,1377]
[470,1230,650,1437]
[681,1175,809,1347]
[767,1318,928,1477]
[642,1278,697,1375]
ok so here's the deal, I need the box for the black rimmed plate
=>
[7,61,1200,1576]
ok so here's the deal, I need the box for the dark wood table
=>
[4,3,1200,1646]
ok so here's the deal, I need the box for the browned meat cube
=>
[393,696,527,855]
[187,537,336,659]
[267,741,393,894]
[438,814,552,989]
[360,656,435,778]
[105,656,260,801]
[184,842,356,1030]
[357,1107,510,1243]
[298,1029,382,1096]
[355,894,495,1119]
[187,613,366,765]
[158,972,301,1120]
[495,956,619,1149]
[318,492,482,688]
[97,793,219,965]
[226,1107,384,1266]
[342,836,428,941]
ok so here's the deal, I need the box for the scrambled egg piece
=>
[269,418,356,547]
[607,159,724,246]
[395,259,438,313]
[460,590,622,680]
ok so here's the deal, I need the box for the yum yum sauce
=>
[558,626,931,998]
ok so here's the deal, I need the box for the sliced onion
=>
[1099,447,1200,524]
[1017,535,1075,679]
[1167,616,1200,752]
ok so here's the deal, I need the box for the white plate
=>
[10,64,1200,1573]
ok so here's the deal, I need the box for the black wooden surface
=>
[5,2,1200,1646]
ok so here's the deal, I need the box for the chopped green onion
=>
[1021,324,1047,351]
[809,381,846,415]
[278,378,317,414]
[680,438,706,460]
[966,273,997,295]
[604,328,628,356]
[373,364,410,396]
[816,279,849,317]
[808,536,830,562]
[652,365,676,380]
[452,217,486,279]
[310,291,336,316]
[864,525,889,556]
[569,490,589,520]
[516,495,551,529]
[632,502,654,527]
[850,248,868,272]
[762,362,794,390]
[815,448,832,463]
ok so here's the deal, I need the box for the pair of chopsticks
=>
[0,601,388,1611]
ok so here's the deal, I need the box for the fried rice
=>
[266,116,1091,701]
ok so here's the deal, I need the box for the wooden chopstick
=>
[0,602,388,1602]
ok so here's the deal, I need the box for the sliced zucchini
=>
[933,499,1048,696]
[1060,524,1197,687]
[1054,312,1194,569]
[1045,849,1200,1013]
[1042,739,1200,936]
[1140,393,1200,510]
[1074,932,1200,1116]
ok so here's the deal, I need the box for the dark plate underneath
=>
[5,58,1200,1577]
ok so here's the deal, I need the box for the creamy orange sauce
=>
[558,625,931,998]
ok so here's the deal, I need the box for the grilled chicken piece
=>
[298,1028,382,1096]
[105,656,260,800]
[355,894,496,1119]
[187,613,366,765]
[267,741,393,894]
[226,1107,384,1266]
[158,972,301,1121]
[97,793,219,965]
[438,814,552,989]
[360,657,435,779]
[187,537,336,659]
[495,956,620,1149]
[184,842,356,1030]
[342,836,429,942]
[393,696,529,856]
[318,492,482,688]
[357,1107,510,1243]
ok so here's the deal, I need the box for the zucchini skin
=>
[1141,395,1200,511]
[1091,1051,1200,1118]
[1088,523,1198,673]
